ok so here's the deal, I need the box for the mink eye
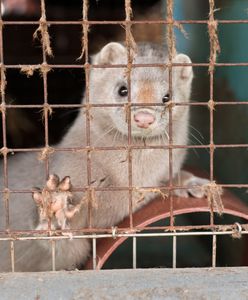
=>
[162,93,170,103]
[118,86,128,97]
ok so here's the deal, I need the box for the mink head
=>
[89,42,193,140]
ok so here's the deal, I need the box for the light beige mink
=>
[0,42,208,272]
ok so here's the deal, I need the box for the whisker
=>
[189,132,205,146]
[165,129,170,142]
[57,108,80,119]
[161,133,169,146]
[94,125,116,145]
[187,138,200,158]
[112,129,121,146]
[189,124,205,140]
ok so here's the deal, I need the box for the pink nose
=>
[134,111,155,128]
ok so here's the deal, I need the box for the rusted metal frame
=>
[125,0,134,229]
[0,223,246,237]
[0,1,9,228]
[0,0,13,268]
[172,235,177,268]
[37,0,55,269]
[212,234,217,268]
[0,223,245,235]
[208,0,217,229]
[3,101,248,109]
[3,20,248,25]
[80,0,94,230]
[10,240,15,272]
[132,236,136,269]
[0,230,247,242]
[38,0,50,179]
[92,237,97,270]
[2,181,248,195]
[209,77,215,228]
[166,0,175,228]
[6,62,248,69]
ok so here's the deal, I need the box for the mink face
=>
[89,43,193,140]
[106,66,172,138]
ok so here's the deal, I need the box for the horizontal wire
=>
[1,181,248,195]
[4,63,248,68]
[2,19,248,25]
[1,143,248,155]
[0,230,246,241]
[3,101,248,109]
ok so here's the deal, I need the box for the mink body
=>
[0,43,207,271]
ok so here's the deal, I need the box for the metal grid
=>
[0,0,248,272]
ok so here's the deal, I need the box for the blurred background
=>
[1,0,248,268]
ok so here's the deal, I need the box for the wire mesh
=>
[0,0,248,271]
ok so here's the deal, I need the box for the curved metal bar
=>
[85,190,248,270]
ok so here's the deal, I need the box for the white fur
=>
[0,43,193,271]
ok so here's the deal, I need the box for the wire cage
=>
[1,0,248,273]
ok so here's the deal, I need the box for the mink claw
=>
[59,176,72,191]
[46,174,60,191]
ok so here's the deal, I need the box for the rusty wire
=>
[166,0,175,228]
[0,0,248,271]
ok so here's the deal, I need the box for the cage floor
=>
[0,267,247,299]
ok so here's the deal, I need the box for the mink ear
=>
[173,54,193,82]
[93,42,126,65]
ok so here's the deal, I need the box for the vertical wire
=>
[35,0,58,267]
[125,0,134,229]
[208,0,218,227]
[0,1,10,236]
[172,235,177,268]
[92,238,97,270]
[81,0,93,228]
[10,240,15,272]
[209,71,214,226]
[166,0,175,227]
[212,234,217,267]
[132,236,137,269]
[40,0,50,178]
[37,0,54,260]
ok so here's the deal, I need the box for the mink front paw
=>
[33,174,81,232]
[173,170,210,198]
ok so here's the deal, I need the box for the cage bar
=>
[212,234,217,268]
[132,236,137,269]
[172,235,176,269]
[92,238,97,270]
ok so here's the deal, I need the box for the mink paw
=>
[173,171,210,198]
[33,174,80,231]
